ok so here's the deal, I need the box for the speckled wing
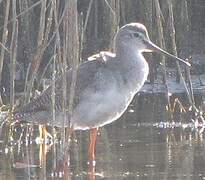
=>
[13,53,112,124]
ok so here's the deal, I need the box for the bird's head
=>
[115,23,191,66]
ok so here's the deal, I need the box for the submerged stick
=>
[10,0,18,108]
[167,0,197,112]
[154,0,172,117]
[0,0,11,106]
[23,0,53,104]
[154,0,167,84]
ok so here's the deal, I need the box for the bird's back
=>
[13,52,116,126]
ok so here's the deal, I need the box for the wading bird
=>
[13,23,190,162]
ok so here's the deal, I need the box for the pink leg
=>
[88,128,98,162]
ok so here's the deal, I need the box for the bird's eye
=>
[133,33,139,38]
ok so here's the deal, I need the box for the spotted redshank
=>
[13,23,190,162]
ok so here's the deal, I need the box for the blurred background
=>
[0,0,205,179]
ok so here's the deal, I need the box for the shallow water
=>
[0,94,205,180]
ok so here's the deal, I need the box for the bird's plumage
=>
[13,49,148,129]
[14,54,113,125]
[13,22,188,130]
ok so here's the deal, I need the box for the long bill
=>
[144,40,191,67]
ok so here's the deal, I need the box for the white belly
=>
[71,75,148,130]
[71,86,127,129]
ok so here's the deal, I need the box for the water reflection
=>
[1,94,205,179]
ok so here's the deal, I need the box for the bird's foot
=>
[87,159,96,167]
[36,125,53,145]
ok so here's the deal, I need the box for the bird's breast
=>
[122,59,149,94]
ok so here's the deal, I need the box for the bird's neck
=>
[114,46,149,94]
[115,45,148,69]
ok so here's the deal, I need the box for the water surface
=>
[0,94,205,180]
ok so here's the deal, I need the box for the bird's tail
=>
[0,105,50,135]
[0,109,27,127]
[12,108,51,125]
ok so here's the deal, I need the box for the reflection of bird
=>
[13,23,190,161]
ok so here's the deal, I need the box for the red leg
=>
[88,164,96,180]
[68,126,74,141]
[88,128,98,163]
